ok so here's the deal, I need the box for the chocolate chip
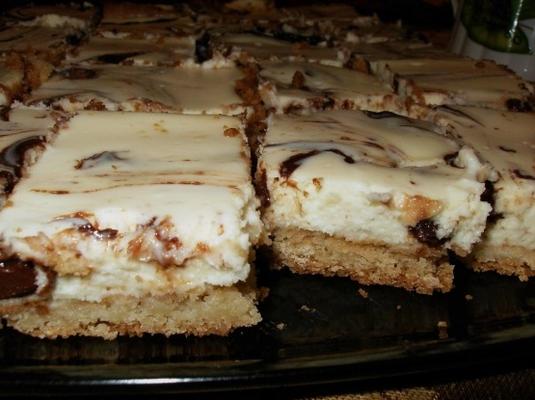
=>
[195,32,212,64]
[480,180,495,207]
[0,258,38,300]
[409,219,446,247]
[443,152,461,168]
[291,70,306,89]
[506,98,532,112]
[65,33,83,46]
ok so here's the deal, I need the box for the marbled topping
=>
[0,112,262,300]
[258,61,396,113]
[0,25,81,53]
[216,33,345,66]
[26,64,245,115]
[0,258,38,300]
[433,106,535,184]
[96,16,199,40]
[66,36,195,66]
[0,109,58,195]
[260,110,491,253]
[375,58,534,109]
[428,106,535,253]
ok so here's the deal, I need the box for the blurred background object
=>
[450,0,535,79]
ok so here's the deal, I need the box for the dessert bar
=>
[258,61,399,114]
[0,111,262,338]
[257,110,492,293]
[26,65,245,115]
[373,58,534,111]
[425,106,535,280]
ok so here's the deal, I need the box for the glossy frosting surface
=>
[0,112,262,300]
[260,110,491,252]
[27,65,245,115]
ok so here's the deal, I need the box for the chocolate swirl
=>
[0,135,45,193]
[0,258,38,300]
[280,148,355,178]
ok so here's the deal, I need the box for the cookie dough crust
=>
[271,228,453,294]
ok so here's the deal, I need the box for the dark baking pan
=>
[0,260,535,397]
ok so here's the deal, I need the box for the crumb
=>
[299,304,315,312]
[257,286,270,302]
[276,322,286,330]
[465,294,473,301]
[396,304,402,310]
[357,288,368,298]
[437,320,448,339]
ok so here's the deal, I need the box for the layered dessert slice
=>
[3,2,98,31]
[25,65,245,115]
[214,32,348,66]
[258,61,399,114]
[425,106,535,280]
[342,40,458,73]
[373,58,534,111]
[96,15,198,41]
[0,108,63,205]
[0,111,262,339]
[0,25,83,63]
[257,110,492,294]
[65,36,196,67]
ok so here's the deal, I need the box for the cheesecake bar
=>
[257,110,492,293]
[373,58,534,111]
[214,32,347,66]
[0,108,62,205]
[26,65,245,115]
[426,106,535,280]
[3,2,97,31]
[0,111,262,339]
[258,61,399,114]
[65,36,196,67]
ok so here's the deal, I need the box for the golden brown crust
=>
[471,244,535,281]
[271,228,453,294]
[2,283,260,339]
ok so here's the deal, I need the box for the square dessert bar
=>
[373,58,534,111]
[426,106,535,280]
[26,64,245,115]
[214,33,347,66]
[65,36,196,67]
[2,2,97,30]
[258,61,399,114]
[0,111,262,339]
[257,110,493,294]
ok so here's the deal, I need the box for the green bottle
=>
[451,0,535,78]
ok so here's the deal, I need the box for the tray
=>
[1,259,535,397]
